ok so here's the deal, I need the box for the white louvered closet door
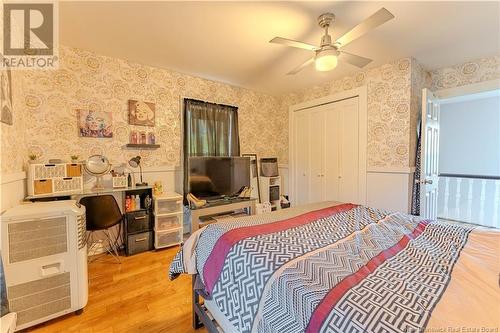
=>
[294,110,311,205]
[293,96,359,205]
[324,104,340,202]
[309,108,326,203]
[337,98,359,203]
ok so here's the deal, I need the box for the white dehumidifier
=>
[0,200,88,331]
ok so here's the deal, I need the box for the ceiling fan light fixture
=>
[315,49,338,72]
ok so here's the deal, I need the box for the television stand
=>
[189,198,257,232]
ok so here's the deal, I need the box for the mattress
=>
[170,202,500,333]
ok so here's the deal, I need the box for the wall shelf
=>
[124,144,161,149]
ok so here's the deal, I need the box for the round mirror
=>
[84,155,111,175]
[84,155,111,190]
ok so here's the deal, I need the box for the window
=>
[183,98,240,196]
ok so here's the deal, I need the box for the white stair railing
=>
[437,174,500,228]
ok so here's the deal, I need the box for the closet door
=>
[337,98,359,203]
[294,110,310,205]
[323,105,340,201]
[309,109,325,203]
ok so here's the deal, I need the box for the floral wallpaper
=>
[409,59,431,167]
[2,46,284,174]
[430,55,500,91]
[0,70,26,174]
[2,48,498,176]
[280,58,414,168]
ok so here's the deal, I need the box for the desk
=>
[26,186,155,256]
[190,198,256,232]
[25,185,153,201]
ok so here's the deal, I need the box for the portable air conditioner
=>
[0,200,88,331]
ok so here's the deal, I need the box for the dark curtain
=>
[183,99,240,196]
[411,121,422,215]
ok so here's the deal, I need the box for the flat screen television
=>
[188,156,250,200]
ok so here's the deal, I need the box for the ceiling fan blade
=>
[287,58,315,75]
[335,8,394,48]
[270,37,318,51]
[338,51,372,68]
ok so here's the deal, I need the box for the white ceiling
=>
[60,1,500,95]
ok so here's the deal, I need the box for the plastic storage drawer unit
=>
[155,213,182,232]
[155,228,182,249]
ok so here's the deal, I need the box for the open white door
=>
[420,89,440,219]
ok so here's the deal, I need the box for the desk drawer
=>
[126,210,151,234]
[126,231,153,256]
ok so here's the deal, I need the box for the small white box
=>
[112,176,128,188]
[255,202,272,215]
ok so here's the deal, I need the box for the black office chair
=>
[80,195,122,263]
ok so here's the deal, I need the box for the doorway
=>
[436,89,500,227]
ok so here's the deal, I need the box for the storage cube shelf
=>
[28,163,83,197]
[153,192,183,249]
[53,177,83,193]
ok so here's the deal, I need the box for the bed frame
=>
[192,275,221,332]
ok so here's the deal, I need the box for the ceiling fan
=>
[270,8,395,75]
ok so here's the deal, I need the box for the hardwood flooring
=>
[27,247,207,333]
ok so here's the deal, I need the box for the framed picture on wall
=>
[128,100,155,127]
[1,69,13,125]
[77,109,113,138]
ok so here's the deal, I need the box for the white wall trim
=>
[435,78,500,99]
[367,167,416,174]
[141,165,181,173]
[288,86,368,205]
[0,167,178,185]
[0,171,26,185]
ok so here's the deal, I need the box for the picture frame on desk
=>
[242,153,261,203]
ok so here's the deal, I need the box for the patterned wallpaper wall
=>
[280,58,414,169]
[2,49,498,175]
[2,46,284,174]
[430,55,500,91]
[409,60,432,167]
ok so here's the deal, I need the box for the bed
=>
[169,201,500,333]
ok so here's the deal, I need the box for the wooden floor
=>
[27,247,208,333]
